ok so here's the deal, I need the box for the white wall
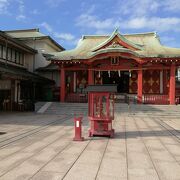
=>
[21,39,61,70]
[35,53,50,69]
[19,38,63,87]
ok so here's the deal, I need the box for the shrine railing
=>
[114,93,137,104]
[114,93,178,105]
[65,93,179,104]
[143,94,169,104]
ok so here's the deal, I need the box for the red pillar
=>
[137,68,143,103]
[169,64,176,105]
[60,67,65,102]
[88,69,94,85]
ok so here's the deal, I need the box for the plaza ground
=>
[0,103,180,180]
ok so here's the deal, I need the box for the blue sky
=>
[1,0,180,49]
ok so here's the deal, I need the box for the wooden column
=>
[60,67,65,102]
[137,68,143,104]
[11,80,15,111]
[169,63,176,105]
[88,69,94,85]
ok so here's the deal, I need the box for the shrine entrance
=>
[102,71,129,93]
[50,29,180,105]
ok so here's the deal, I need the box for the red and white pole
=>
[73,116,84,141]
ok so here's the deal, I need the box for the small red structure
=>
[73,116,84,141]
[86,85,117,138]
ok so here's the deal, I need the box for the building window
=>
[11,49,15,62]
[0,44,24,66]
[12,50,24,65]
[15,51,20,64]
[19,53,24,65]
[7,47,12,61]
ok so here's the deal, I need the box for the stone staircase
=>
[42,102,129,115]
[65,93,87,103]
[35,102,47,112]
[35,102,180,118]
[43,102,88,115]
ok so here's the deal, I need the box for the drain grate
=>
[0,132,6,135]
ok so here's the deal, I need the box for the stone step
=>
[35,102,47,112]
[44,102,88,115]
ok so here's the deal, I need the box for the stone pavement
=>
[0,104,180,180]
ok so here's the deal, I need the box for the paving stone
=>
[31,171,64,180]
[0,103,180,180]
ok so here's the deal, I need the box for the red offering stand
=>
[86,85,117,138]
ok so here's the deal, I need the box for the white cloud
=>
[115,0,159,17]
[76,3,113,32]
[31,9,39,15]
[162,0,180,12]
[77,1,180,33]
[119,17,180,32]
[16,0,27,22]
[46,0,65,8]
[115,0,180,18]
[76,9,180,33]
[18,0,24,13]
[0,0,10,14]
[40,22,53,33]
[54,32,75,41]
[54,32,77,46]
[0,0,28,21]
[39,21,76,46]
[80,2,96,13]
[16,14,26,21]
[76,14,114,30]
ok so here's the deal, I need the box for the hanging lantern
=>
[108,70,111,77]
[118,70,121,77]
[129,70,131,77]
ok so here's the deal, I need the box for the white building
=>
[5,29,65,100]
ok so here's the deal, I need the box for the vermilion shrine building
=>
[46,29,180,105]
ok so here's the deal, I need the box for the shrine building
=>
[46,29,180,105]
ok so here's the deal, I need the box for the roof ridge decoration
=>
[91,29,143,52]
[82,31,156,39]
[107,41,124,48]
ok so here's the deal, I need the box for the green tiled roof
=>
[48,30,180,61]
